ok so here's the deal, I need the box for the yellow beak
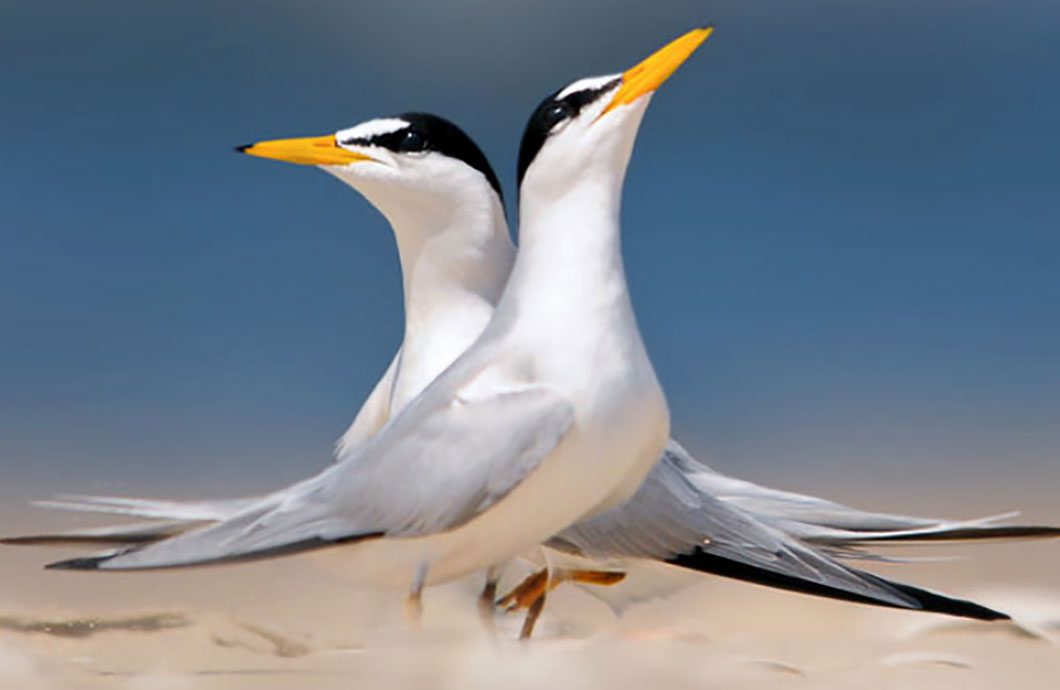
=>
[236,135,375,166]
[599,26,713,119]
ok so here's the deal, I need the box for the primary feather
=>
[549,451,1009,620]
[25,383,573,572]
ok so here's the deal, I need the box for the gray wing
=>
[39,384,573,571]
[548,451,919,608]
[547,448,1006,618]
[0,495,257,548]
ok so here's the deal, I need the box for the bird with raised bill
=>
[1,26,717,626]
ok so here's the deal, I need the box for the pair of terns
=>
[7,28,1057,638]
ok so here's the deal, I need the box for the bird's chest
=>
[542,327,664,439]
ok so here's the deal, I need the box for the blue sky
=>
[1,0,1057,500]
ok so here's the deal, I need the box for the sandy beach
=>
[2,496,1058,690]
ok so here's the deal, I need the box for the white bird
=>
[241,114,516,460]
[3,26,721,621]
[8,29,1057,637]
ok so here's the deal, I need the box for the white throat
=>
[353,174,514,411]
[498,113,642,341]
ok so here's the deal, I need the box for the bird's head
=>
[238,113,503,222]
[517,27,712,202]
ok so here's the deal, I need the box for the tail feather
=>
[731,499,1060,549]
[1,493,266,553]
[1,520,197,548]
[672,443,1059,551]
[667,547,1008,621]
[840,523,1060,544]
[33,494,256,522]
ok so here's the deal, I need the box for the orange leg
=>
[520,585,547,640]
[498,569,550,612]
[497,568,627,639]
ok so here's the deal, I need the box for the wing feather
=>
[40,383,573,571]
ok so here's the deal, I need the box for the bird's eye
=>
[398,130,427,154]
[543,102,574,131]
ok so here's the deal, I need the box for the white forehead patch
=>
[556,73,622,100]
[336,117,408,143]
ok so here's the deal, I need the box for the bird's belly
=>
[575,380,670,517]
[430,407,667,581]
[307,537,450,589]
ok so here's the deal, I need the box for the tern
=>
[8,29,1057,638]
[1,26,724,622]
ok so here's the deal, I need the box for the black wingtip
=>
[867,573,1010,621]
[2,533,168,547]
[45,554,114,571]
[669,548,1010,622]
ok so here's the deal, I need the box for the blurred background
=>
[1,0,1058,514]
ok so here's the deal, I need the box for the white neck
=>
[499,160,632,341]
[370,182,514,409]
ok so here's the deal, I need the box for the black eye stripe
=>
[516,77,621,187]
[340,113,503,203]
[542,102,574,130]
[559,79,621,116]
[340,128,425,151]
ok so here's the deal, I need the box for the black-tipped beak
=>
[235,136,374,166]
